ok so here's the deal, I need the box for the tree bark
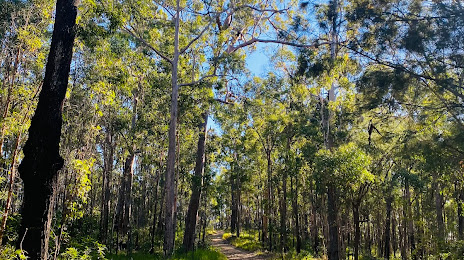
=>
[291,176,301,253]
[182,113,208,251]
[353,202,360,260]
[16,0,78,258]
[100,126,114,244]
[150,171,160,254]
[0,133,22,244]
[266,151,273,251]
[280,168,287,253]
[231,172,238,234]
[458,188,464,240]
[164,0,180,255]
[405,180,415,258]
[327,184,339,260]
[384,195,392,259]
[114,153,135,248]
[433,179,445,244]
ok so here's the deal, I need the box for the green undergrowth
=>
[222,230,262,252]
[106,247,226,260]
[272,250,323,260]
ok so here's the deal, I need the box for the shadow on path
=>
[210,231,272,260]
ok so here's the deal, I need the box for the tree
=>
[16,0,78,258]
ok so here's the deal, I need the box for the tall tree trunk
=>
[326,0,339,258]
[0,133,22,243]
[150,172,160,254]
[182,113,208,251]
[392,209,397,257]
[433,180,445,244]
[311,191,319,255]
[291,176,301,253]
[405,180,415,259]
[100,127,114,244]
[16,0,78,258]
[280,135,290,253]
[327,184,339,260]
[115,153,135,241]
[231,172,238,234]
[458,188,464,240]
[384,195,392,259]
[263,151,271,248]
[164,0,180,255]
[280,168,287,253]
[237,178,241,238]
[353,202,360,260]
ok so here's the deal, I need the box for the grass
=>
[106,248,227,260]
[222,230,262,252]
[271,250,325,260]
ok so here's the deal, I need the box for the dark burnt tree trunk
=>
[17,0,78,258]
[182,113,208,251]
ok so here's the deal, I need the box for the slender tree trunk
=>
[392,209,397,257]
[237,184,241,238]
[100,127,114,244]
[263,151,271,247]
[231,172,237,234]
[353,202,360,260]
[16,0,78,258]
[0,133,22,243]
[384,195,392,259]
[311,192,319,255]
[182,113,208,251]
[291,176,301,253]
[150,173,160,254]
[164,0,180,255]
[405,180,415,258]
[280,169,287,253]
[433,180,445,244]
[327,184,339,260]
[0,47,22,158]
[458,188,464,240]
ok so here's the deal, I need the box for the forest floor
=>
[210,231,272,260]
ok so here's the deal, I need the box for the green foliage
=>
[59,241,106,260]
[223,230,261,252]
[314,143,372,190]
[106,248,226,260]
[0,245,26,260]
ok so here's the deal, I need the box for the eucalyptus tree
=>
[0,0,54,245]
[101,0,300,254]
[16,0,79,258]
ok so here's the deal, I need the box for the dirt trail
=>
[210,231,272,260]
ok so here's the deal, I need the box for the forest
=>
[0,0,463,259]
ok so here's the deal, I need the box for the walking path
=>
[210,231,272,260]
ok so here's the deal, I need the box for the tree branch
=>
[179,20,213,55]
[226,38,329,53]
[213,98,234,105]
[179,74,222,87]
[234,5,289,14]
[124,26,173,64]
